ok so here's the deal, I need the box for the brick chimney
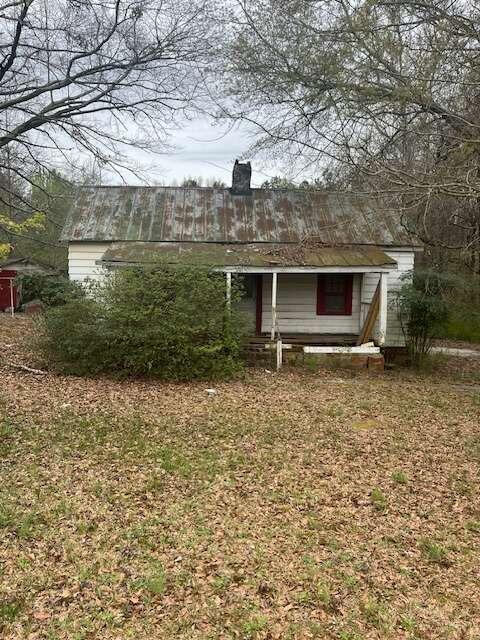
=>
[230,159,252,195]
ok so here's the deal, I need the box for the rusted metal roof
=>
[100,242,398,268]
[61,186,416,246]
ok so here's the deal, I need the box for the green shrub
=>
[38,297,108,375]
[36,266,249,380]
[395,270,450,367]
[19,273,84,307]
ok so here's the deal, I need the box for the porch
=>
[249,333,358,346]
[225,267,391,367]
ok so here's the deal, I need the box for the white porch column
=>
[270,272,278,341]
[378,272,388,346]
[359,273,365,331]
[226,272,232,308]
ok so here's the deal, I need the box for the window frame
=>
[316,274,353,316]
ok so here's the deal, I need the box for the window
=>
[317,274,353,316]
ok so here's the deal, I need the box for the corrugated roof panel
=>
[191,188,202,241]
[223,192,237,242]
[181,188,195,241]
[161,190,174,239]
[136,189,153,241]
[204,190,220,240]
[149,190,165,240]
[235,195,248,242]
[61,186,418,246]
[309,192,328,241]
[274,194,292,242]
[171,189,183,240]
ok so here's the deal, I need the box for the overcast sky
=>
[106,117,300,188]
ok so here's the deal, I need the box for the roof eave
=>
[98,260,397,273]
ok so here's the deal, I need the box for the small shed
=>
[0,257,58,312]
[0,269,18,311]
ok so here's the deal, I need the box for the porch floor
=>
[249,333,358,346]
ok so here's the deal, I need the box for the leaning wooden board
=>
[357,281,380,346]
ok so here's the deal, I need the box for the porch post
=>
[270,272,277,341]
[226,272,232,309]
[359,273,365,332]
[378,272,388,346]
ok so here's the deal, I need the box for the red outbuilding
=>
[0,257,59,312]
[0,269,18,312]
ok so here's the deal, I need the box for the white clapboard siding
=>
[261,273,362,334]
[68,242,112,282]
[361,249,415,346]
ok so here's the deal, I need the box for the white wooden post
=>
[9,278,14,317]
[270,272,277,341]
[359,273,365,331]
[378,272,388,346]
[226,272,232,308]
[276,338,283,370]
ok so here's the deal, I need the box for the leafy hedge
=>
[20,273,84,307]
[36,266,249,380]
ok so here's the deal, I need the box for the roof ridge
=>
[76,184,377,196]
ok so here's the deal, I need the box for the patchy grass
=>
[420,539,451,566]
[242,614,269,638]
[370,488,388,513]
[392,470,408,485]
[360,597,390,631]
[0,600,22,626]
[135,562,167,595]
[0,316,480,639]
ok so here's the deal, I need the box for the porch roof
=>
[99,241,398,271]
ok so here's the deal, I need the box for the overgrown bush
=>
[20,273,84,307]
[395,270,450,366]
[36,266,249,380]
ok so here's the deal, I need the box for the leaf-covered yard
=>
[1,317,479,639]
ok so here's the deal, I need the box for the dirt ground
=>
[1,315,479,639]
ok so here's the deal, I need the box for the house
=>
[61,161,420,363]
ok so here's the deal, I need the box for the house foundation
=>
[253,339,386,371]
